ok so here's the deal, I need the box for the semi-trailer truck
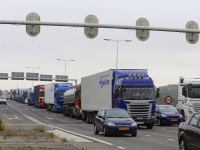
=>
[27,88,34,106]
[177,76,200,121]
[34,85,45,108]
[22,89,28,103]
[81,69,160,129]
[63,84,82,118]
[45,83,72,113]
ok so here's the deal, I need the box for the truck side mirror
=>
[156,91,160,98]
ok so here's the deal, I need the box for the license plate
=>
[119,127,129,131]
[136,122,144,124]
[171,119,177,121]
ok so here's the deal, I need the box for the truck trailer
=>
[45,83,72,113]
[27,88,34,106]
[177,76,200,121]
[34,85,45,108]
[81,69,160,129]
[63,84,82,118]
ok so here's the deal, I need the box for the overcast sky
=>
[0,0,200,90]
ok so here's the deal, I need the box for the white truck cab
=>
[177,76,200,121]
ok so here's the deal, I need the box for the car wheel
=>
[179,137,187,150]
[103,127,108,137]
[146,125,153,129]
[131,133,137,137]
[5,103,6,105]
[94,125,99,134]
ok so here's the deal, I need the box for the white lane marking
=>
[53,114,56,116]
[145,135,151,137]
[7,124,39,125]
[7,103,113,146]
[168,139,175,141]
[25,108,28,110]
[44,116,53,120]
[4,114,21,120]
[117,146,125,149]
[6,108,8,109]
[65,118,69,120]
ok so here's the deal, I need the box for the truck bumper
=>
[134,118,155,126]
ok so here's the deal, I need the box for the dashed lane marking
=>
[4,114,21,120]
[117,146,125,149]
[145,135,151,137]
[168,139,175,141]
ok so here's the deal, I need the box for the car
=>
[94,108,137,137]
[178,112,200,150]
[0,96,7,105]
[6,95,10,100]
[155,105,182,125]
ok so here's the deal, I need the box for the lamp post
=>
[104,39,131,69]
[27,67,40,88]
[56,59,74,75]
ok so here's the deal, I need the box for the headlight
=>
[161,114,167,117]
[107,122,116,126]
[131,122,137,126]
[180,115,182,118]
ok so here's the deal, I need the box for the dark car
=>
[178,112,200,150]
[0,97,7,105]
[155,105,182,125]
[94,108,137,137]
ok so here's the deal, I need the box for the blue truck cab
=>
[113,70,160,129]
[45,83,73,113]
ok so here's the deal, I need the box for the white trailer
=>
[177,76,200,121]
[45,83,55,105]
[81,69,158,128]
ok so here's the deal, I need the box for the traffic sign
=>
[55,75,68,82]
[11,72,24,80]
[186,21,199,44]
[84,15,98,39]
[165,96,172,104]
[26,12,40,37]
[40,74,52,81]
[26,72,39,81]
[136,18,150,41]
[0,73,8,80]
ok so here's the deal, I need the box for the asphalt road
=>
[0,100,179,150]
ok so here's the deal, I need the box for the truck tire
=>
[146,125,153,129]
[82,112,87,121]
[181,111,186,122]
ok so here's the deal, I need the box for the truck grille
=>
[193,103,200,112]
[125,101,151,120]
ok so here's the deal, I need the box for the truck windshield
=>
[189,87,200,98]
[56,92,64,98]
[39,91,45,97]
[122,87,155,100]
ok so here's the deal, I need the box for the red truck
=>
[62,84,82,118]
[34,85,45,108]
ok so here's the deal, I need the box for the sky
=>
[0,0,200,90]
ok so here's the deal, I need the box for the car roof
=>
[102,108,126,111]
[156,105,174,107]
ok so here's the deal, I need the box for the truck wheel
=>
[181,111,186,122]
[146,125,153,129]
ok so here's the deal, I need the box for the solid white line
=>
[7,103,113,146]
[117,146,125,149]
[145,135,151,137]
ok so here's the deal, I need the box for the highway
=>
[0,100,179,150]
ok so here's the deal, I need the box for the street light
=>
[104,39,132,69]
[27,67,40,88]
[56,59,74,75]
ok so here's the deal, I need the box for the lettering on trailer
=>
[99,75,110,88]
